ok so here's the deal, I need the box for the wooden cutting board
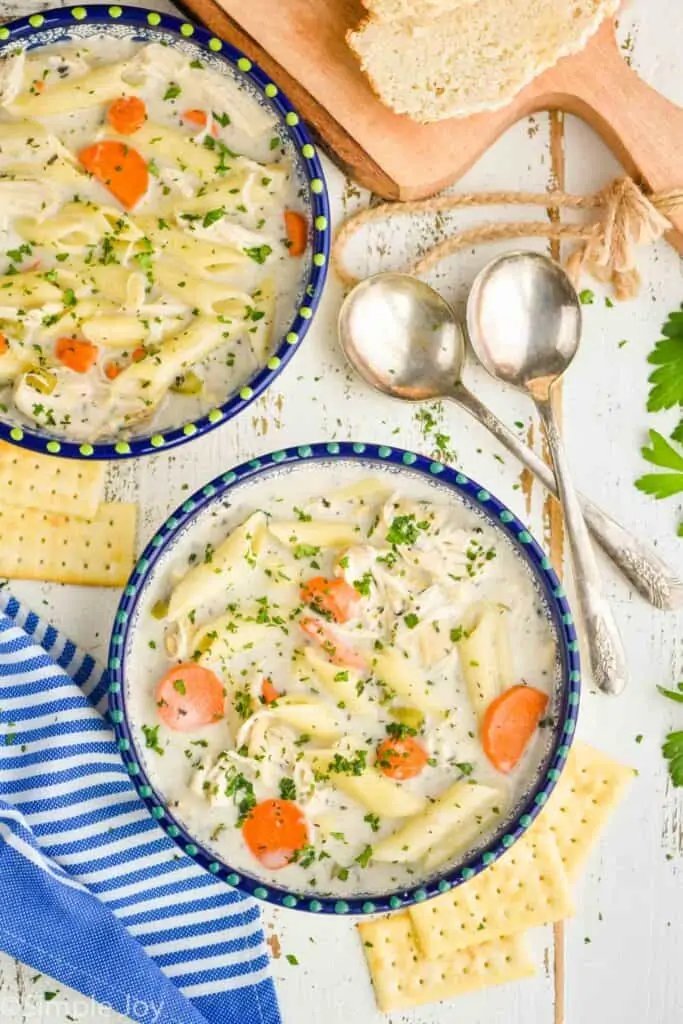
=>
[178,0,683,242]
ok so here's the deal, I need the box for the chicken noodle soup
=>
[127,462,560,895]
[0,35,308,442]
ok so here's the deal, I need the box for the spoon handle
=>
[450,385,683,611]
[534,394,628,695]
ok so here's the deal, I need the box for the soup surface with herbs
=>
[0,36,307,442]
[127,462,560,896]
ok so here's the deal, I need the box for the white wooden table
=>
[1,1,682,1021]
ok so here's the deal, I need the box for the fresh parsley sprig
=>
[662,731,683,787]
[635,430,683,535]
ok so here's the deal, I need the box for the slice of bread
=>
[362,0,481,22]
[348,0,619,122]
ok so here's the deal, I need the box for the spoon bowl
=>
[466,251,582,393]
[337,269,683,612]
[338,272,465,401]
[465,250,627,695]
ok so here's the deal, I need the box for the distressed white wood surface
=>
[1,1,682,1022]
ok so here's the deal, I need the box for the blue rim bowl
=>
[108,442,581,916]
[0,6,330,460]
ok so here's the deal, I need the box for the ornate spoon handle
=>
[450,384,683,612]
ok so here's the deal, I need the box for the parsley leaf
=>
[657,683,683,704]
[142,724,164,755]
[635,430,683,500]
[202,207,226,228]
[662,730,683,786]
[163,83,181,101]
[386,514,420,546]
[279,777,297,801]
[243,244,272,265]
[355,844,373,868]
[646,309,683,414]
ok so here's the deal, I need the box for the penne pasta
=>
[307,751,426,818]
[0,272,62,308]
[265,696,343,742]
[269,520,360,549]
[153,261,251,318]
[371,647,445,715]
[298,646,375,716]
[371,780,502,864]
[247,277,276,362]
[459,603,515,721]
[8,62,130,117]
[167,511,267,622]
[80,314,148,348]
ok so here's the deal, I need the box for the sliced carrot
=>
[300,616,367,670]
[261,678,280,705]
[242,798,308,869]
[104,360,122,380]
[182,108,218,136]
[376,736,428,780]
[300,576,361,624]
[55,337,98,374]
[131,346,147,363]
[155,663,225,732]
[284,210,307,257]
[0,333,7,356]
[78,141,148,210]
[107,95,147,135]
[482,684,549,774]
[32,80,45,94]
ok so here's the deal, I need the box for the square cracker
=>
[0,502,136,586]
[531,740,635,880]
[0,441,105,519]
[409,828,573,960]
[358,912,535,1013]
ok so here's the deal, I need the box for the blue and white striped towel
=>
[0,592,280,1024]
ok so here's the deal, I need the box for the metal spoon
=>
[338,271,683,615]
[465,251,627,694]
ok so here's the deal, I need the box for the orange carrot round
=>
[107,96,147,135]
[299,616,367,670]
[104,360,122,380]
[242,799,308,869]
[0,333,8,356]
[284,210,307,257]
[376,736,428,780]
[78,141,148,210]
[261,678,280,705]
[131,346,147,363]
[155,663,225,732]
[300,576,361,623]
[55,337,98,374]
[482,684,549,774]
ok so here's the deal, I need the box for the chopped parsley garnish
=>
[224,769,256,823]
[234,688,253,720]
[386,514,425,546]
[364,813,380,833]
[279,777,297,801]
[243,244,272,265]
[403,612,419,629]
[142,724,164,755]
[294,543,320,560]
[172,679,187,696]
[328,750,367,776]
[657,682,683,703]
[202,206,226,228]
[455,761,474,776]
[213,110,231,126]
[386,721,417,740]
[286,954,299,966]
[579,289,595,305]
[163,83,182,101]
[353,571,373,596]
[355,845,373,868]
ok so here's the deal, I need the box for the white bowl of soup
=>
[108,443,581,914]
[0,8,329,459]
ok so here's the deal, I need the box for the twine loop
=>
[332,176,683,300]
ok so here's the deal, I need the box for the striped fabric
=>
[0,593,280,1024]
